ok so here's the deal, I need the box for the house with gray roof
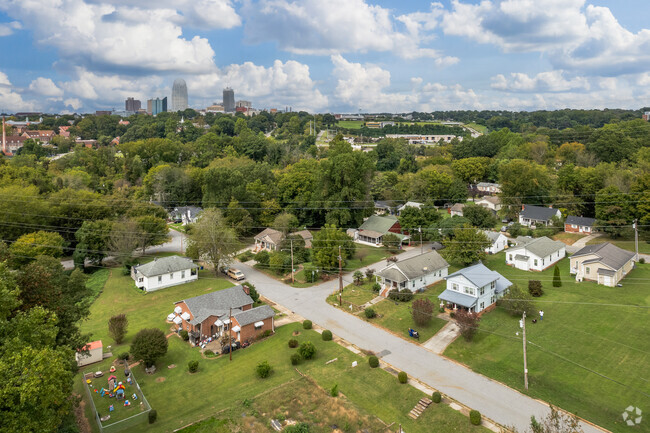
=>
[132,255,198,292]
[505,236,565,271]
[439,263,512,313]
[170,206,203,225]
[349,214,409,247]
[376,251,449,296]
[483,230,508,254]
[570,243,635,287]
[565,216,596,234]
[172,285,275,345]
[518,204,562,227]
[254,228,314,251]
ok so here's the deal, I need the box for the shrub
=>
[412,298,434,326]
[148,409,157,424]
[322,330,333,341]
[455,310,481,342]
[288,339,299,348]
[330,383,339,397]
[238,251,254,262]
[298,342,316,359]
[432,391,441,403]
[389,288,413,302]
[552,265,562,287]
[188,360,199,373]
[449,312,456,318]
[117,352,130,361]
[203,350,215,358]
[290,353,301,365]
[364,307,376,319]
[243,282,260,303]
[498,284,536,317]
[255,250,270,266]
[470,410,481,425]
[256,360,272,378]
[130,328,168,368]
[528,280,544,297]
[285,423,310,433]
[353,270,364,285]
[180,330,189,341]
[368,356,379,368]
[640,257,646,264]
[257,329,272,340]
[398,371,408,384]
[371,282,381,293]
[108,314,128,344]
[365,268,375,282]
[302,320,312,330]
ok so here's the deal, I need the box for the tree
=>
[279,234,309,264]
[382,233,401,252]
[130,328,168,368]
[312,225,355,272]
[135,216,168,253]
[463,204,498,229]
[255,360,272,378]
[225,198,253,235]
[186,208,240,275]
[595,186,632,238]
[243,282,260,303]
[528,280,544,297]
[298,341,316,359]
[451,157,490,184]
[353,271,364,286]
[9,231,66,266]
[442,226,491,266]
[498,284,536,317]
[74,220,113,266]
[108,314,128,344]
[412,298,434,326]
[511,405,584,433]
[398,205,441,237]
[498,160,553,218]
[552,265,562,287]
[108,219,141,267]
[455,310,481,342]
[272,212,299,236]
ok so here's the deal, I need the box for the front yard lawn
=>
[552,232,586,245]
[445,253,650,433]
[326,281,379,306]
[586,233,650,254]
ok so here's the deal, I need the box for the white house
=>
[448,203,465,217]
[483,231,508,254]
[476,182,501,195]
[376,251,449,297]
[505,236,565,271]
[76,340,103,367]
[132,255,199,292]
[396,201,423,215]
[438,263,512,313]
[518,205,561,227]
[170,206,203,225]
[475,196,501,213]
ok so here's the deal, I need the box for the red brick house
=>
[565,216,596,234]
[22,130,55,143]
[171,285,274,345]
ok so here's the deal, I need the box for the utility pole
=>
[419,227,423,254]
[290,238,295,283]
[634,219,639,261]
[229,307,232,362]
[338,245,343,306]
[522,311,528,390]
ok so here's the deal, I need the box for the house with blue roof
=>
[438,263,512,314]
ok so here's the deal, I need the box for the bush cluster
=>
[237,250,254,262]
[528,280,544,297]
[188,360,199,373]
[321,330,332,341]
[256,360,272,378]
[398,371,408,384]
[257,329,272,340]
[364,307,376,319]
[388,288,413,302]
[368,356,379,368]
[290,353,301,365]
[470,410,482,425]
[371,282,381,293]
[288,339,299,348]
[117,352,130,361]
[298,341,316,359]
[203,350,215,358]
[148,409,157,424]
[180,330,189,341]
[330,384,339,397]
[302,320,312,330]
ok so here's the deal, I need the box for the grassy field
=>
[552,232,586,245]
[465,123,488,134]
[326,281,379,306]
[587,233,650,254]
[337,120,364,129]
[444,253,650,432]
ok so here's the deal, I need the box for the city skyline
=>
[0,1,649,114]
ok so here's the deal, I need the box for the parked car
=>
[500,226,507,232]
[227,268,245,281]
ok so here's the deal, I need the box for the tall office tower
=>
[147,97,168,116]
[125,97,141,112]
[171,78,188,112]
[223,87,235,113]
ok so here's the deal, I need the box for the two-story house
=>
[505,236,565,271]
[439,263,512,314]
[375,251,449,297]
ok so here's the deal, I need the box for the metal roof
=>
[572,243,635,271]
[377,251,449,282]
[233,305,275,327]
[438,289,477,308]
[508,236,564,258]
[520,205,560,221]
[134,256,198,278]
[359,215,400,235]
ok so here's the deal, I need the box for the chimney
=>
[521,204,525,211]
[242,284,250,295]
[2,116,6,155]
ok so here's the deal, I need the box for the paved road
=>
[236,253,604,433]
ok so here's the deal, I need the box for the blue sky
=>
[0,0,649,113]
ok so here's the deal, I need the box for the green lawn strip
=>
[337,120,363,129]
[465,123,488,134]
[445,253,650,433]
[586,234,650,254]
[326,281,379,306]
[86,268,110,301]
[344,245,393,272]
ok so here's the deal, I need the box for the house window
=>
[586,267,590,274]
[490,281,495,290]
[534,259,538,266]
[480,302,485,311]
[412,281,416,288]
[491,296,496,304]
[509,255,513,261]
[158,276,162,283]
[181,271,185,279]
[138,277,143,283]
[542,259,545,265]
[452,283,459,291]
[480,287,485,296]
[463,286,475,296]
[170,273,174,279]
[571,224,577,228]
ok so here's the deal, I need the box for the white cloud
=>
[64,98,83,110]
[29,77,64,98]
[0,20,20,36]
[0,72,35,111]
[0,0,222,74]
[491,71,590,92]
[243,0,449,61]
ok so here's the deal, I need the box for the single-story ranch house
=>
[254,228,313,252]
[483,231,508,254]
[448,203,465,217]
[172,285,274,345]
[475,196,501,213]
[439,263,512,314]
[375,251,449,297]
[564,216,596,234]
[570,243,635,287]
[347,215,409,247]
[132,255,198,292]
[518,204,561,227]
[506,236,565,271]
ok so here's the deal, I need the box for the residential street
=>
[235,252,605,433]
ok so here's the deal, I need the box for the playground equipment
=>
[108,375,117,392]
[115,383,125,400]
[124,400,131,407]
[109,365,116,373]
[132,393,137,400]
[109,405,114,412]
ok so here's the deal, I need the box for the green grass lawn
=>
[168,223,187,233]
[337,120,364,129]
[444,253,650,432]
[86,268,110,300]
[552,232,586,245]
[326,281,379,306]
[586,233,650,254]
[465,123,488,134]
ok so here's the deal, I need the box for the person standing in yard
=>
[539,310,544,321]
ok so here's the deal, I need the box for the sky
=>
[0,0,649,114]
